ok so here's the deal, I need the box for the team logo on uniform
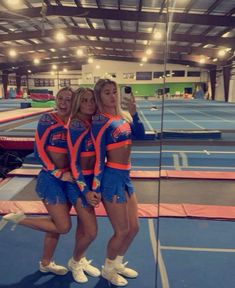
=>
[92,114,107,124]
[70,119,86,131]
[40,113,55,125]
[51,131,67,142]
[112,122,131,140]
[86,138,94,151]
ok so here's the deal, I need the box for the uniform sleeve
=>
[91,116,109,193]
[131,112,145,139]
[67,119,90,194]
[34,113,64,179]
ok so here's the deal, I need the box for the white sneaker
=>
[39,261,68,275]
[116,261,138,278]
[102,267,128,287]
[68,258,88,283]
[1,212,25,231]
[80,257,101,277]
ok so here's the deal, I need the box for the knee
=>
[129,222,139,238]
[116,226,130,240]
[84,228,97,242]
[57,222,71,234]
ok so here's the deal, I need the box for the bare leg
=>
[103,196,130,260]
[118,193,139,255]
[40,232,60,266]
[72,199,97,261]
[14,202,71,234]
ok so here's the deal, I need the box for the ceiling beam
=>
[2,38,226,60]
[0,6,235,27]
[0,26,234,48]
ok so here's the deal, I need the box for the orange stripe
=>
[106,161,131,170]
[67,127,89,180]
[82,169,93,175]
[93,119,113,175]
[106,139,132,151]
[80,151,95,157]
[46,146,67,153]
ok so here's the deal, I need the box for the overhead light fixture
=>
[55,31,66,42]
[142,56,148,62]
[218,49,226,57]
[76,49,84,56]
[52,64,57,70]
[199,58,206,64]
[146,49,152,56]
[88,57,94,64]
[9,49,17,58]
[153,31,162,40]
[33,58,40,65]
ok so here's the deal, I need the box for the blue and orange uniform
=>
[67,117,95,207]
[34,112,78,204]
[91,112,145,202]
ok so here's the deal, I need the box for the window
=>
[123,73,135,79]
[34,78,55,87]
[60,79,71,87]
[136,71,152,80]
[172,70,185,77]
[187,71,201,77]
[153,71,170,78]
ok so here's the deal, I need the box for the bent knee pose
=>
[0,87,75,275]
[92,79,145,286]
[67,87,101,283]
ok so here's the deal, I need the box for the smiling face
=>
[100,83,118,112]
[79,90,96,116]
[56,89,73,118]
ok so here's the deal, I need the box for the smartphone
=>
[121,86,132,110]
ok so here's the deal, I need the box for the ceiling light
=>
[218,49,226,57]
[52,64,57,70]
[146,49,152,56]
[142,56,148,62]
[33,58,40,65]
[153,31,162,40]
[76,49,83,56]
[63,68,68,73]
[55,31,66,42]
[9,49,17,58]
[88,57,94,64]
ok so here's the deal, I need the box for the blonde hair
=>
[56,86,74,99]
[70,87,95,119]
[94,79,132,123]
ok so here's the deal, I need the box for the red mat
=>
[1,201,235,220]
[8,168,235,180]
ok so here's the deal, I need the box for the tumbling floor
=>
[1,217,235,288]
